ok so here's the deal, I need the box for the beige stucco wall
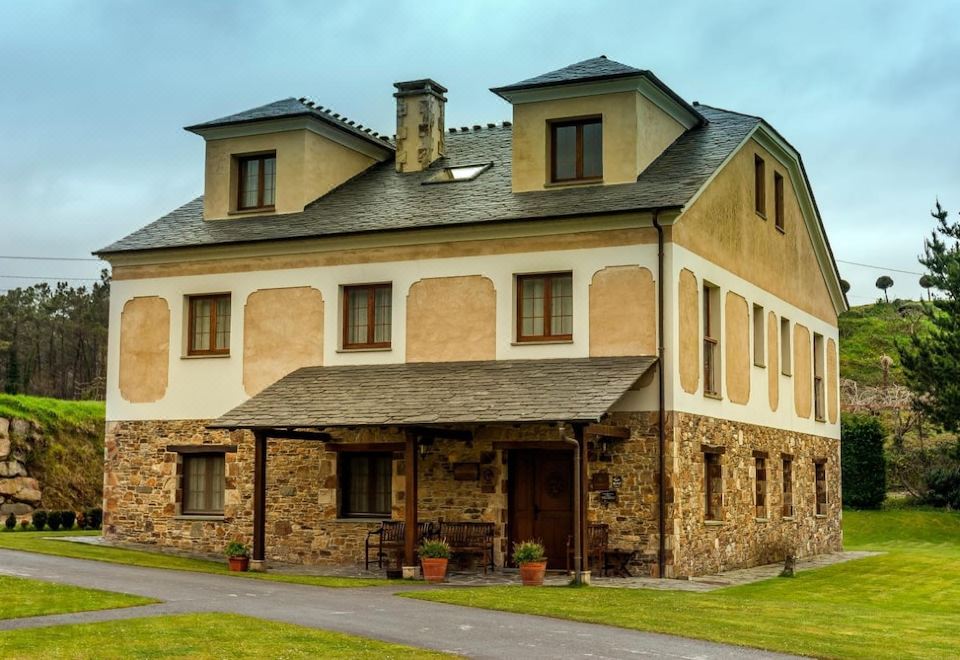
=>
[827,338,839,424]
[203,129,375,220]
[589,266,656,357]
[405,276,496,362]
[767,311,779,412]
[724,292,750,404]
[510,91,683,192]
[118,296,170,403]
[678,268,700,394]
[793,323,812,418]
[242,287,324,396]
[672,138,838,325]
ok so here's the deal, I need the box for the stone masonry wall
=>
[0,418,46,517]
[665,412,842,578]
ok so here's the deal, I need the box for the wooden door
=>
[509,450,573,569]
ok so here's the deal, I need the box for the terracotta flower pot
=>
[519,561,547,586]
[421,557,448,583]
[228,556,249,572]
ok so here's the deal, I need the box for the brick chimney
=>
[393,79,447,173]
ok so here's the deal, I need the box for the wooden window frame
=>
[516,272,573,343]
[703,449,723,521]
[753,303,766,367]
[342,283,392,350]
[181,453,225,516]
[187,293,231,356]
[339,451,393,519]
[813,333,826,422]
[703,283,720,396]
[774,171,785,233]
[780,317,792,376]
[782,456,794,517]
[754,154,766,217]
[755,455,767,518]
[814,459,828,516]
[237,153,276,211]
[550,117,603,183]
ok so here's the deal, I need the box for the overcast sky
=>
[2,0,958,304]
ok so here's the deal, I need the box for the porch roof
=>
[208,356,656,430]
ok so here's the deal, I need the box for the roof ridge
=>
[693,102,763,121]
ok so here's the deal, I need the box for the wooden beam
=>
[492,441,573,451]
[584,424,631,439]
[325,442,405,453]
[264,430,333,442]
[576,424,588,571]
[407,426,473,441]
[403,430,418,568]
[166,444,238,454]
[252,431,267,563]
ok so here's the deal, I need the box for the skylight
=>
[423,163,492,184]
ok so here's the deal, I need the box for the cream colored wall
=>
[677,268,700,394]
[672,138,838,325]
[588,266,656,357]
[793,323,812,419]
[118,296,170,403]
[724,292,750,405]
[242,287,324,396]
[203,129,375,220]
[406,276,496,362]
[767,311,779,412]
[510,91,683,192]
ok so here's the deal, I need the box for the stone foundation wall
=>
[665,412,842,578]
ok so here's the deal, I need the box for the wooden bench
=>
[365,520,436,570]
[438,521,495,574]
[566,522,609,573]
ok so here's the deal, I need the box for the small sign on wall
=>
[599,489,618,504]
[590,471,610,491]
[611,475,623,489]
[453,462,480,481]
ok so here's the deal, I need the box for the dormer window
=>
[423,163,492,184]
[550,118,602,183]
[237,153,276,210]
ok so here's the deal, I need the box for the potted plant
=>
[513,540,547,586]
[224,541,250,572]
[419,539,451,583]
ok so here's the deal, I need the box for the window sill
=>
[175,515,225,521]
[511,339,575,346]
[336,347,393,353]
[782,516,796,522]
[814,514,828,519]
[781,372,792,377]
[544,178,604,189]
[753,362,766,368]
[755,517,769,523]
[332,518,390,524]
[181,353,231,360]
[815,417,827,423]
[228,207,275,216]
[703,391,723,401]
[775,225,786,235]
[756,211,767,220]
[703,520,724,527]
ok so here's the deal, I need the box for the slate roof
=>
[184,97,395,150]
[208,356,657,429]
[96,105,759,255]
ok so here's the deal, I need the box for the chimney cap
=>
[393,78,448,100]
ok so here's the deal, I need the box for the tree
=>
[919,274,934,301]
[875,275,894,303]
[899,201,960,431]
[840,279,851,294]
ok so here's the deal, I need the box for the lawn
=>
[404,508,960,660]
[0,574,154,620]
[0,613,447,659]
[0,530,393,588]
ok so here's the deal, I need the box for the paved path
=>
[0,549,798,659]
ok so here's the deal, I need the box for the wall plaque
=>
[590,471,610,491]
[611,475,623,489]
[599,489,618,504]
[453,463,480,481]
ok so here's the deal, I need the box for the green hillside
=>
[838,300,925,386]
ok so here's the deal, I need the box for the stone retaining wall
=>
[0,418,44,517]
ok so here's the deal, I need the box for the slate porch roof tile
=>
[208,356,657,429]
[96,105,758,255]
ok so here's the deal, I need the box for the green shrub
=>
[31,510,47,532]
[19,520,29,530]
[841,414,887,509]
[512,540,546,564]
[4,513,15,530]
[923,465,960,509]
[224,541,249,558]
[46,510,62,531]
[419,539,451,559]
[83,507,102,530]
[61,510,76,530]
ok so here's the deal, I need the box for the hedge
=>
[841,413,887,509]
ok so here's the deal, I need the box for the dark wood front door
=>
[509,450,573,570]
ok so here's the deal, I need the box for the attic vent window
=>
[422,163,492,185]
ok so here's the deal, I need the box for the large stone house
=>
[96,56,846,578]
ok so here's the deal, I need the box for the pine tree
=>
[900,201,960,430]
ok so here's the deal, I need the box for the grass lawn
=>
[404,507,960,660]
[0,613,447,659]
[0,574,154,620]
[0,530,393,588]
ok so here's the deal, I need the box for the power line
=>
[836,259,924,277]
[0,254,101,262]
[0,275,100,281]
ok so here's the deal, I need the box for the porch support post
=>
[251,430,267,571]
[403,430,419,572]
[576,424,589,577]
